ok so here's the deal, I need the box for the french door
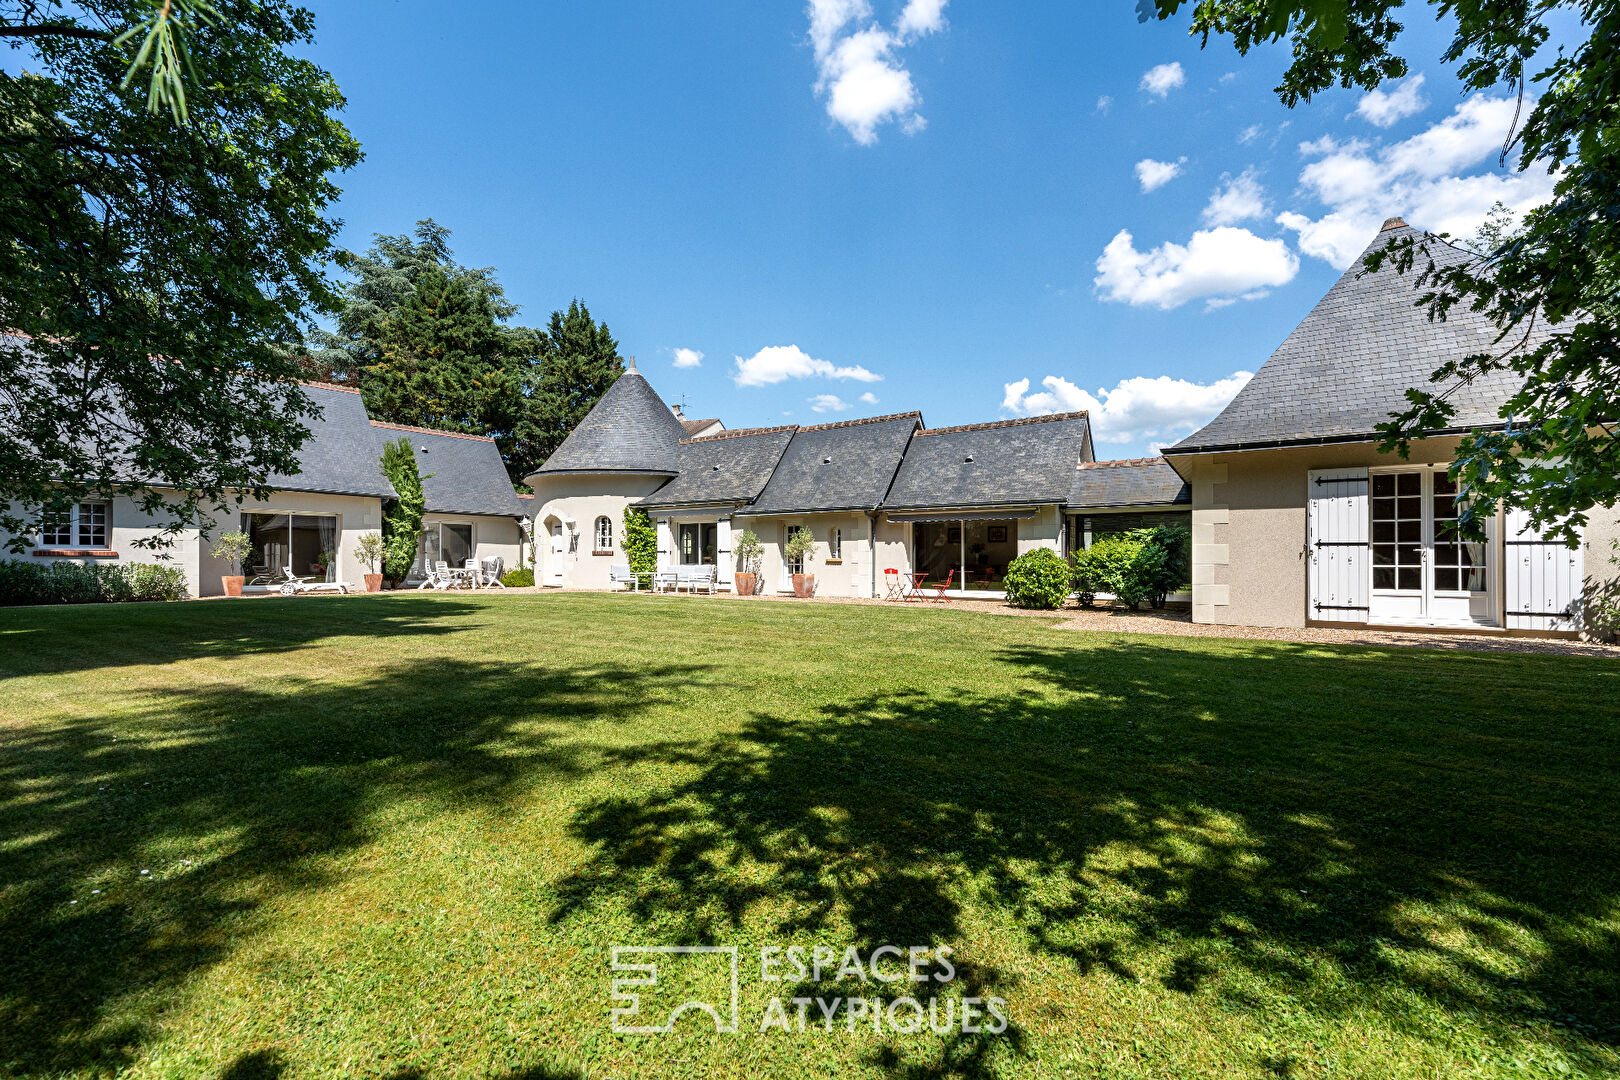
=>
[1368,469,1492,625]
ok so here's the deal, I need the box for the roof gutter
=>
[1163,424,1488,457]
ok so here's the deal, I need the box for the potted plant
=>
[733,530,763,596]
[356,532,385,593]
[211,530,253,597]
[784,527,817,598]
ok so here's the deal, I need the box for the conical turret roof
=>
[529,361,688,477]
[1169,220,1546,454]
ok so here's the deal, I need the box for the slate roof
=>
[1068,457,1191,509]
[373,421,525,517]
[529,365,688,477]
[639,426,797,509]
[264,384,396,499]
[884,413,1092,509]
[745,413,922,515]
[1170,219,1541,454]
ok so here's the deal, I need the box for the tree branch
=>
[0,22,114,41]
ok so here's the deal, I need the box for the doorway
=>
[1369,469,1492,625]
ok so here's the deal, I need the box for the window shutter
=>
[1307,468,1369,623]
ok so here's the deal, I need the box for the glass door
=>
[1369,470,1491,625]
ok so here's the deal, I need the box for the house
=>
[525,364,1189,598]
[1163,218,1619,634]
[7,378,527,596]
[673,404,725,439]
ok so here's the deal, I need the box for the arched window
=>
[595,515,613,552]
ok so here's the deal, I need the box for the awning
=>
[884,508,1039,523]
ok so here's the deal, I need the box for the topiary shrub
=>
[380,438,430,585]
[501,567,535,587]
[1002,548,1073,609]
[1070,532,1166,611]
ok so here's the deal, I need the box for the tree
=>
[524,299,625,469]
[0,1,361,553]
[1143,0,1617,544]
[621,506,656,577]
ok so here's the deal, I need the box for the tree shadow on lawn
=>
[0,594,489,679]
[0,653,708,1077]
[554,639,1620,1077]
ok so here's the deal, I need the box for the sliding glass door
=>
[412,522,475,578]
[242,513,338,584]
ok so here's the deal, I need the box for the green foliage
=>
[1142,524,1192,605]
[0,1,361,555]
[312,223,624,485]
[500,567,535,588]
[210,530,253,574]
[621,507,657,576]
[355,532,385,574]
[0,559,187,605]
[1145,0,1619,545]
[1071,532,1166,611]
[1002,548,1073,609]
[378,439,428,584]
[784,527,817,570]
[732,530,764,577]
[112,0,220,123]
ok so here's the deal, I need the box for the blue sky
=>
[300,1,1557,457]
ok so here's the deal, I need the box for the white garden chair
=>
[686,565,717,594]
[609,564,639,592]
[653,569,680,594]
[480,556,506,588]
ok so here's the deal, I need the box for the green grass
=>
[1,594,1617,1080]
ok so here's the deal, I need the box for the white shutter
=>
[1504,508,1584,632]
[1307,468,1369,623]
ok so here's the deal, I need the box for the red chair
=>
[882,568,906,601]
[906,572,928,602]
[929,569,955,603]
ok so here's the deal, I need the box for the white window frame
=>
[829,527,842,561]
[595,515,613,552]
[40,500,110,548]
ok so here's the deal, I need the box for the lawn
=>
[1,593,1617,1080]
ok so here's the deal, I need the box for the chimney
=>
[671,403,686,419]
[1380,216,1408,232]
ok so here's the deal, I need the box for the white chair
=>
[463,558,482,589]
[688,565,717,594]
[481,556,506,588]
[609,564,639,592]
[653,569,680,594]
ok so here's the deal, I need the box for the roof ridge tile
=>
[1076,456,1168,470]
[917,411,1088,436]
[370,420,496,443]
[798,411,922,432]
[682,424,799,443]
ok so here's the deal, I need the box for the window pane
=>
[78,502,107,546]
[1397,545,1421,568]
[1433,543,1459,567]
[245,513,291,580]
[1397,520,1421,543]
[1372,497,1395,521]
[1398,567,1421,590]
[442,523,472,569]
[1398,496,1421,519]
[1462,563,1487,592]
[1435,568,1459,591]
[1397,473,1420,495]
[1373,475,1395,497]
[1373,568,1395,589]
[680,524,698,564]
[1372,521,1394,543]
[1433,474,1458,497]
[1372,544,1394,566]
[41,508,72,546]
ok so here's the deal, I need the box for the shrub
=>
[211,530,253,575]
[1141,523,1191,607]
[501,567,535,588]
[1070,532,1166,610]
[733,530,763,576]
[1002,548,1073,609]
[621,507,656,576]
[355,532,385,575]
[380,438,429,584]
[0,559,187,605]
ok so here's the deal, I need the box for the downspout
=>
[867,507,880,598]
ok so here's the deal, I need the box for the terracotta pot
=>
[791,573,815,599]
[734,572,757,597]
[222,575,244,597]
[363,573,383,593]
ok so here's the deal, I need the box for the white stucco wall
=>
[735,512,876,597]
[530,473,669,590]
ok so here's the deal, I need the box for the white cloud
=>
[896,0,947,39]
[1095,95,1113,114]
[1139,62,1185,99]
[1135,157,1186,193]
[809,394,851,413]
[1238,123,1263,145]
[1002,371,1253,445]
[807,0,944,145]
[1219,72,1237,84]
[1202,169,1266,226]
[732,344,883,387]
[1355,74,1428,128]
[1094,226,1298,311]
[1277,94,1557,268]
[859,391,879,404]
[671,347,703,369]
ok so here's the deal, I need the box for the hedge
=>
[1002,548,1073,609]
[0,560,189,606]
